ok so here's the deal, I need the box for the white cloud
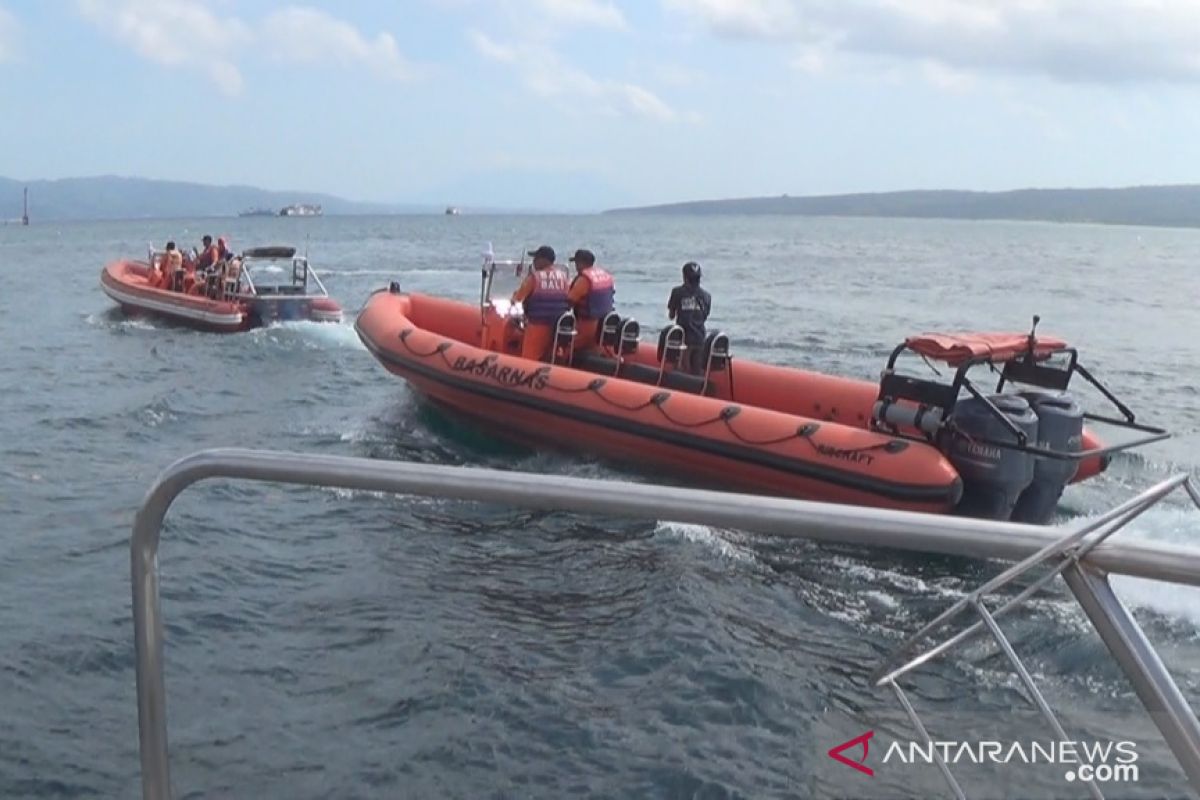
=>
[527,59,677,121]
[490,49,678,121]
[466,4,678,120]
[445,0,627,34]
[662,0,801,40]
[651,62,706,87]
[77,1,417,93]
[469,30,517,63]
[664,0,1200,85]
[920,60,975,92]
[0,5,19,63]
[77,0,249,94]
[262,7,414,81]
[789,48,828,75]
[531,0,626,30]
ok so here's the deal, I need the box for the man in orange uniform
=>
[565,249,615,349]
[511,245,569,361]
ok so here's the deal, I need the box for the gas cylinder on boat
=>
[944,394,1038,521]
[1010,391,1084,525]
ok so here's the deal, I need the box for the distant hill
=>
[605,186,1200,228]
[0,175,438,222]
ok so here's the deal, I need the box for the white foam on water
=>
[1096,503,1200,628]
[861,588,901,610]
[322,269,406,277]
[830,555,965,602]
[85,312,157,332]
[119,318,158,332]
[267,320,365,350]
[654,520,756,564]
[394,268,469,276]
[322,486,391,501]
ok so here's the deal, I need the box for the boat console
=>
[235,245,340,324]
[476,244,736,396]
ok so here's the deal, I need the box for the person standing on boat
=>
[668,261,711,373]
[566,249,614,350]
[512,245,570,361]
[195,235,219,271]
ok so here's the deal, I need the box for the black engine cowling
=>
[944,394,1038,521]
[1009,390,1084,524]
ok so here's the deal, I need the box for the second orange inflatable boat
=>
[355,257,1168,524]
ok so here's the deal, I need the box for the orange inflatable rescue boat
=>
[355,252,1169,524]
[101,245,342,332]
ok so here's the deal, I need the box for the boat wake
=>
[250,320,365,350]
[1108,503,1200,627]
[321,269,409,277]
[84,309,157,332]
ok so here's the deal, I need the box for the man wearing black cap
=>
[511,245,570,361]
[566,249,615,349]
[668,261,711,373]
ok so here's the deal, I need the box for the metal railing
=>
[131,448,1200,799]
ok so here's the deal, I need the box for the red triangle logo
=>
[828,730,875,776]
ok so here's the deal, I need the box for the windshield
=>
[484,260,527,305]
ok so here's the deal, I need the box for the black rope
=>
[721,423,803,446]
[397,331,457,367]
[652,403,726,429]
[589,392,660,412]
[394,334,904,455]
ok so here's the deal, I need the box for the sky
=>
[3,0,1200,209]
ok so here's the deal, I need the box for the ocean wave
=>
[654,521,757,563]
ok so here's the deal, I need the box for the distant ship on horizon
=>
[280,203,323,217]
[238,207,276,217]
[445,206,460,216]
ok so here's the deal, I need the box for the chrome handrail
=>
[131,448,1200,799]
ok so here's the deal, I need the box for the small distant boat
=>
[100,245,342,332]
[445,206,461,216]
[280,204,323,217]
[238,207,276,217]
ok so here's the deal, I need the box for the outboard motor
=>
[1010,391,1084,524]
[944,394,1039,521]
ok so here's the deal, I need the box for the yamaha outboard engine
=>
[944,395,1039,521]
[1010,391,1084,524]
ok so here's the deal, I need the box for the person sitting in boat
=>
[160,241,184,291]
[566,248,614,349]
[511,244,570,361]
[667,261,711,373]
[216,236,231,262]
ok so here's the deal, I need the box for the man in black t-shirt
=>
[667,261,712,373]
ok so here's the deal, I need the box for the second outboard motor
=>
[944,395,1039,521]
[1010,391,1084,525]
